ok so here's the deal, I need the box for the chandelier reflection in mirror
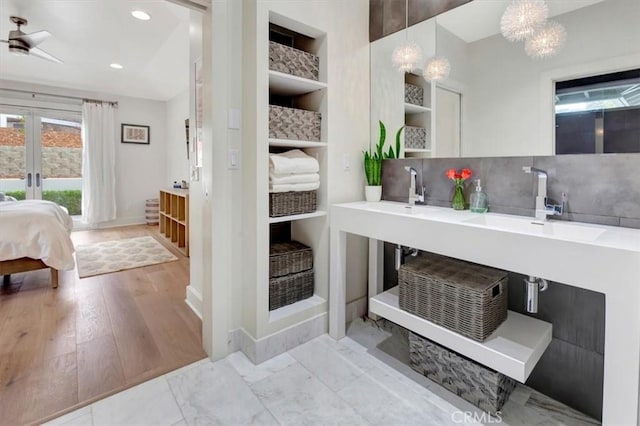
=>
[525,21,567,59]
[422,17,450,82]
[423,56,451,82]
[391,0,422,73]
[500,0,549,42]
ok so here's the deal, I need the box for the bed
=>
[0,199,75,288]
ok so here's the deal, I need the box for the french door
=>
[0,107,83,215]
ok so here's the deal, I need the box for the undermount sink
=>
[463,214,607,242]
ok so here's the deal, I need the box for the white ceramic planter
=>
[365,185,382,202]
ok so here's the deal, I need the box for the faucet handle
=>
[418,186,425,202]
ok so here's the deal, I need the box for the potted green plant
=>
[364,121,404,201]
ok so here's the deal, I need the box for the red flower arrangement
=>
[446,168,472,210]
[445,168,472,184]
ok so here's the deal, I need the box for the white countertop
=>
[333,201,640,253]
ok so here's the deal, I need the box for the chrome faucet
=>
[404,166,425,206]
[522,166,566,221]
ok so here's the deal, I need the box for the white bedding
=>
[0,200,75,270]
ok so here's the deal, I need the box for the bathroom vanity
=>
[329,201,640,425]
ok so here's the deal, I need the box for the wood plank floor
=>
[0,225,206,426]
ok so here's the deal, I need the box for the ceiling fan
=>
[1,16,63,63]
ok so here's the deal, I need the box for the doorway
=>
[435,86,461,157]
[0,107,82,215]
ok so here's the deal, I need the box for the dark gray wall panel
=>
[370,0,473,42]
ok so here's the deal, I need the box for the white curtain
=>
[81,101,116,225]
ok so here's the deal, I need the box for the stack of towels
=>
[269,149,320,193]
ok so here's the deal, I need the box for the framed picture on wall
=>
[121,124,150,144]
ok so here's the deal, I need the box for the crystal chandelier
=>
[391,0,422,73]
[500,0,549,42]
[525,21,567,59]
[423,56,451,82]
[392,43,422,73]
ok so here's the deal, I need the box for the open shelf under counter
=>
[269,70,328,96]
[404,103,431,114]
[269,138,327,149]
[269,294,326,323]
[370,286,552,383]
[268,210,327,224]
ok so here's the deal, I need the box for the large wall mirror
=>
[370,0,640,158]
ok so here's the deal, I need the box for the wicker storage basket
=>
[269,41,320,81]
[405,83,424,105]
[269,190,317,217]
[399,252,508,341]
[269,269,314,310]
[409,332,516,414]
[270,241,313,278]
[405,126,427,150]
[269,105,321,142]
[145,198,160,226]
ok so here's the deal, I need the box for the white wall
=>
[463,0,640,157]
[115,97,168,224]
[165,89,190,184]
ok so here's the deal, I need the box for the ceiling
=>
[437,0,606,43]
[0,0,190,101]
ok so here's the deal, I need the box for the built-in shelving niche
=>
[404,73,432,156]
[266,13,329,327]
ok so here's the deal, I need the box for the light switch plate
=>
[343,154,351,171]
[228,148,240,170]
[228,108,241,129]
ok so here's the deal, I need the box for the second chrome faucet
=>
[405,166,425,206]
[522,166,566,222]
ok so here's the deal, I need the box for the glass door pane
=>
[0,111,29,199]
[39,115,83,215]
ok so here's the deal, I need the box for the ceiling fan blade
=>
[15,30,51,48]
[0,40,8,43]
[29,46,63,64]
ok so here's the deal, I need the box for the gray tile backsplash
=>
[382,154,640,227]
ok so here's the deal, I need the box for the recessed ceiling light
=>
[110,63,123,69]
[131,10,151,21]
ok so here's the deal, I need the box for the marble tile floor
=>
[45,318,600,426]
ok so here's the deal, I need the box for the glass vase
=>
[451,184,466,210]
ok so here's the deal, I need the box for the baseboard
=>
[233,313,328,364]
[346,296,367,323]
[72,216,147,230]
[185,285,203,319]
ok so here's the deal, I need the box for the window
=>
[555,69,640,154]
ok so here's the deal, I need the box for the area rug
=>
[76,236,178,278]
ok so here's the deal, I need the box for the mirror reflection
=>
[370,0,640,158]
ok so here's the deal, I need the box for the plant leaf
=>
[395,125,404,159]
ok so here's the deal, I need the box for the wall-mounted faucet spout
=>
[404,166,425,206]
[522,166,566,222]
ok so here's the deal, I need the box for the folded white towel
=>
[269,181,320,193]
[269,149,319,175]
[269,172,319,185]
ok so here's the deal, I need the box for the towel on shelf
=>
[269,181,320,193]
[269,149,319,175]
[269,172,319,185]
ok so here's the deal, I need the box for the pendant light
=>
[525,21,567,59]
[423,19,450,82]
[391,0,422,73]
[500,0,549,42]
